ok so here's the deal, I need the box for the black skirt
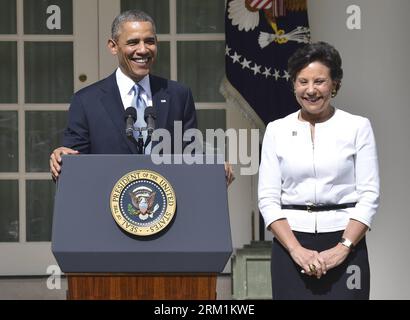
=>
[271,230,370,300]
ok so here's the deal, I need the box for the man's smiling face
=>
[108,20,157,82]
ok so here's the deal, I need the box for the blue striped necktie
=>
[132,84,150,154]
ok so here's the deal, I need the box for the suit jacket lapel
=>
[100,73,138,153]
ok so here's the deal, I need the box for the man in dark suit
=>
[50,10,234,184]
[58,73,196,155]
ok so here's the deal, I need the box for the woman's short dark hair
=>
[288,41,343,91]
[111,10,156,41]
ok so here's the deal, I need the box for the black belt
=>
[281,202,357,212]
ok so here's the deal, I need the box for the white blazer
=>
[258,108,380,233]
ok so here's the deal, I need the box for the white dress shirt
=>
[116,68,153,154]
[115,68,152,110]
[258,108,380,233]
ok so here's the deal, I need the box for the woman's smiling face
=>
[294,61,336,119]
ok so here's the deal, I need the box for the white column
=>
[308,0,410,299]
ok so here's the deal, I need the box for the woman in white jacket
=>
[258,41,379,299]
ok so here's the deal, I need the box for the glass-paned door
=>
[0,0,98,275]
[0,0,257,275]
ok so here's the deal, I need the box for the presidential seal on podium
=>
[110,170,176,236]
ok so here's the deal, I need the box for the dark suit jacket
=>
[62,72,197,154]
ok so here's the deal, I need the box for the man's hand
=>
[50,147,79,181]
[224,162,235,187]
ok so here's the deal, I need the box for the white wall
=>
[308,0,410,299]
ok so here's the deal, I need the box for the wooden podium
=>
[67,273,216,300]
[52,155,232,300]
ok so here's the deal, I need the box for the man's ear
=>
[107,39,117,55]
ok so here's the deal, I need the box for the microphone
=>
[124,107,137,137]
[144,107,157,136]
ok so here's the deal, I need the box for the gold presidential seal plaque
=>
[110,170,176,236]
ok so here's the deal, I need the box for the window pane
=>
[151,41,170,79]
[178,41,225,102]
[121,0,169,34]
[177,0,224,33]
[24,0,73,35]
[0,0,17,34]
[0,111,18,172]
[0,42,17,103]
[196,109,226,154]
[0,180,19,242]
[197,109,226,132]
[25,42,73,103]
[26,111,67,172]
[26,180,55,242]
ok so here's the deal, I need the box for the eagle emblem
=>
[228,0,310,48]
[128,186,159,221]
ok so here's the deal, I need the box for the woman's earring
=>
[331,89,337,98]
